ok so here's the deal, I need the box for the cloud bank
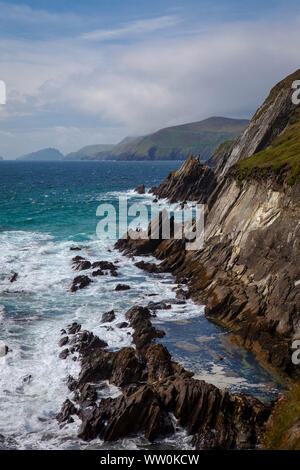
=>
[0,2,300,158]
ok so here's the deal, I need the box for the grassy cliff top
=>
[263,382,300,450]
[236,107,300,185]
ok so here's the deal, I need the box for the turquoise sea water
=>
[0,161,281,450]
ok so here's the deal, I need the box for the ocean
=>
[0,161,281,450]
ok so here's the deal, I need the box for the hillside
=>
[64,144,114,161]
[90,117,248,161]
[17,148,64,161]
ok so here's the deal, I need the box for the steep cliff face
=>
[117,69,300,379]
[215,69,300,178]
[153,173,300,378]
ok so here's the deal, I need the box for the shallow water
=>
[0,162,281,449]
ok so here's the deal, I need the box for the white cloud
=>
[1,12,300,158]
[81,15,180,41]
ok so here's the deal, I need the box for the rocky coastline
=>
[54,69,299,449]
[57,304,271,449]
[122,70,300,383]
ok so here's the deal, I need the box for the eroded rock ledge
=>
[150,154,217,203]
[57,305,271,449]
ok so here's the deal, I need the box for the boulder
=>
[115,284,130,291]
[134,261,159,273]
[70,275,92,292]
[101,310,116,323]
[135,184,145,194]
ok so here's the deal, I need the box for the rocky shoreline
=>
[120,70,300,383]
[57,303,271,449]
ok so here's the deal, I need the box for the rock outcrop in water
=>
[116,69,300,380]
[150,154,217,203]
[57,306,271,449]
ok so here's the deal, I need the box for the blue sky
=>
[0,0,300,158]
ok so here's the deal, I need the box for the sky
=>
[0,0,300,158]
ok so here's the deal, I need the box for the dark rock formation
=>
[72,256,91,271]
[115,70,300,380]
[151,154,217,203]
[115,284,130,291]
[135,184,145,194]
[134,260,160,273]
[92,261,118,276]
[92,269,104,277]
[115,209,175,256]
[101,310,116,323]
[57,305,271,449]
[9,272,18,283]
[70,275,92,292]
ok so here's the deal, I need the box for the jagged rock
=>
[72,256,92,271]
[66,375,78,392]
[57,300,271,449]
[115,209,175,256]
[135,184,145,194]
[110,348,144,386]
[56,399,77,424]
[147,301,172,310]
[67,323,81,335]
[125,305,163,352]
[9,272,18,283]
[71,330,108,354]
[78,384,174,442]
[151,154,217,203]
[134,260,159,273]
[101,310,115,323]
[75,383,98,408]
[70,275,92,292]
[59,336,69,347]
[92,269,104,277]
[59,349,69,360]
[145,343,174,382]
[92,261,118,276]
[115,284,130,291]
[70,246,81,251]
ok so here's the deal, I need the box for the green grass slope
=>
[64,144,114,161]
[99,117,248,161]
[236,107,300,185]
